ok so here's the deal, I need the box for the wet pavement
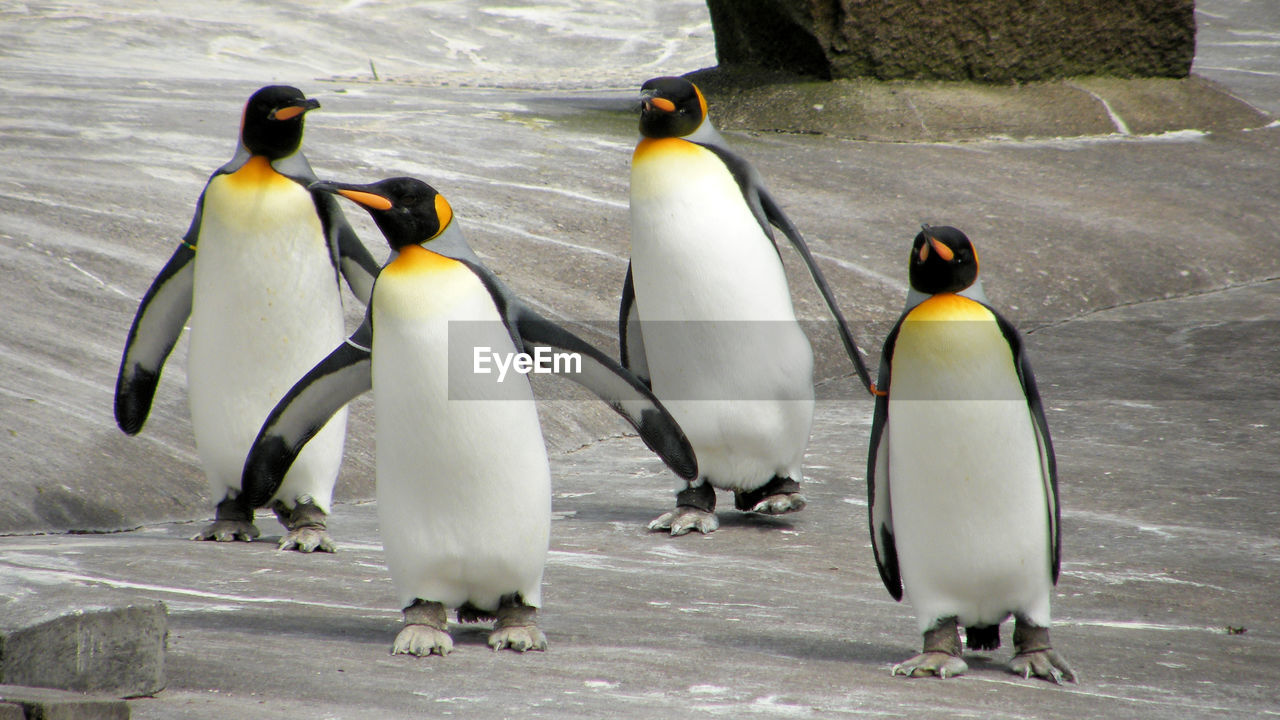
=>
[0,1,1277,717]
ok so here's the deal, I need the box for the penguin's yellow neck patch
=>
[905,293,994,323]
[382,244,464,278]
[633,137,703,163]
[225,155,293,189]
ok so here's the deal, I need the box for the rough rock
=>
[705,0,1196,81]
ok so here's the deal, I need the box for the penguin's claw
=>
[750,492,807,515]
[392,624,453,657]
[191,520,259,543]
[648,507,719,536]
[488,625,548,653]
[891,652,969,679]
[278,526,336,553]
[1009,649,1076,684]
[272,499,334,552]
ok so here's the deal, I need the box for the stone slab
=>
[0,590,166,698]
[689,67,1272,141]
[0,1,1278,717]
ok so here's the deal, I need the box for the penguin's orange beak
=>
[337,189,393,211]
[269,98,320,121]
[310,180,394,211]
[919,237,954,262]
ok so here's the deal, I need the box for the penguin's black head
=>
[639,76,708,139]
[240,85,319,159]
[311,177,452,250]
[908,225,979,295]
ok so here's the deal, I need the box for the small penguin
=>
[623,76,873,535]
[867,226,1075,683]
[240,177,696,655]
[114,85,380,552]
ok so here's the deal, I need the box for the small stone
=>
[0,588,166,698]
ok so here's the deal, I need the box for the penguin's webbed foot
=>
[891,651,969,679]
[648,507,719,536]
[394,600,452,657]
[489,596,547,653]
[1010,619,1076,683]
[192,496,259,542]
[488,625,548,653]
[893,617,967,679]
[273,498,335,553]
[748,492,807,515]
[1009,649,1076,684]
[191,519,259,543]
[392,624,454,657]
[278,526,336,553]
[650,482,718,535]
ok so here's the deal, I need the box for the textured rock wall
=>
[704,0,1196,81]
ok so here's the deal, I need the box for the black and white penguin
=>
[867,225,1075,682]
[114,85,380,552]
[240,176,696,655]
[623,76,873,535]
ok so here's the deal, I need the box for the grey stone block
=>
[0,685,129,720]
[0,588,165,698]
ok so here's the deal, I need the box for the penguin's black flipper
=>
[867,319,905,600]
[617,262,651,387]
[513,309,697,481]
[319,189,380,305]
[696,140,873,395]
[994,311,1061,583]
[241,317,373,508]
[757,187,875,395]
[336,225,380,305]
[278,151,380,306]
[114,241,196,435]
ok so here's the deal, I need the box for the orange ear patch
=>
[434,194,453,236]
[338,189,393,211]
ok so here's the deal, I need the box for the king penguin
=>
[866,226,1075,683]
[623,76,873,535]
[239,176,696,655]
[114,85,380,552]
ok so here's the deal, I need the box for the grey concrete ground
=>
[1,1,1278,718]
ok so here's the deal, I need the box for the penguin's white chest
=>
[186,157,346,490]
[371,246,550,611]
[628,137,813,488]
[886,294,1051,627]
[629,138,796,322]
